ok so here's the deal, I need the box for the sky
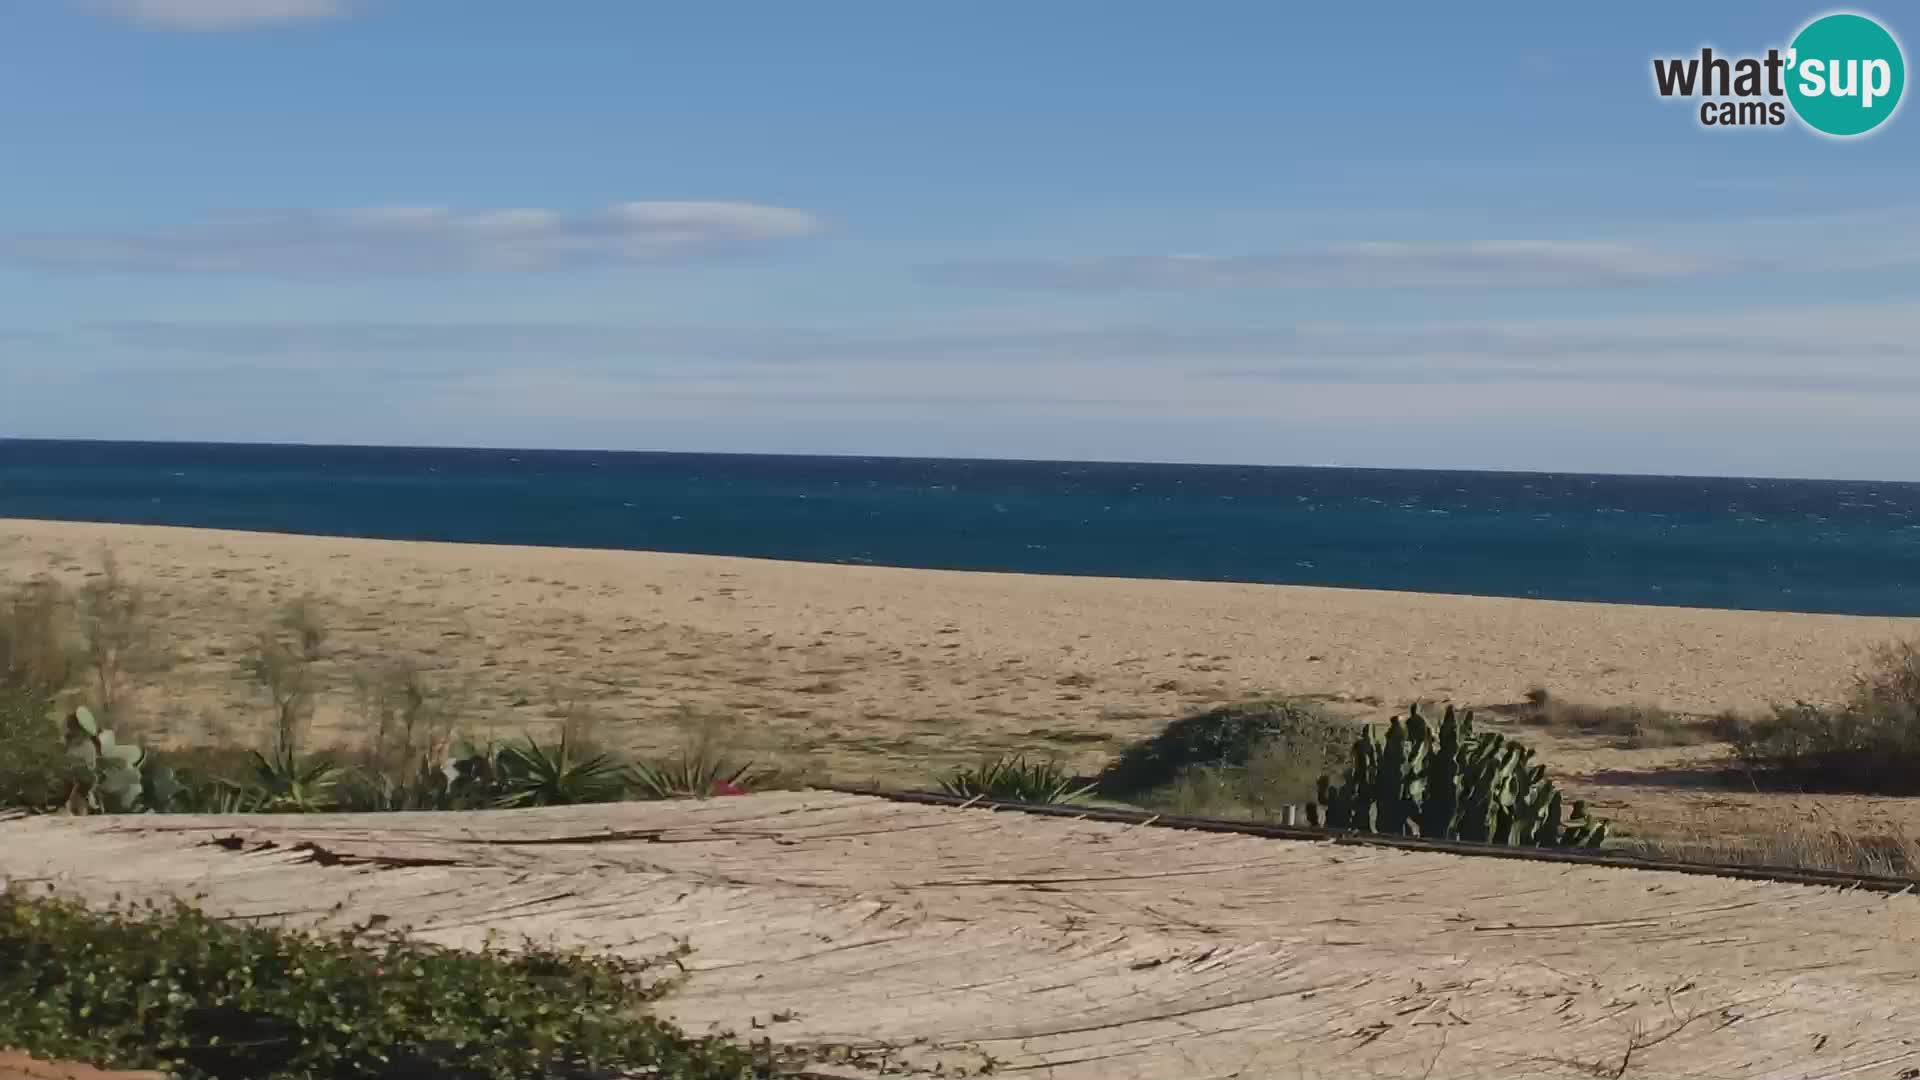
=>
[2,1,1918,480]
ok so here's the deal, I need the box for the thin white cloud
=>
[85,303,1920,378]
[0,202,823,276]
[928,241,1743,290]
[88,0,347,30]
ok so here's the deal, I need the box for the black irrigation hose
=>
[820,783,1920,896]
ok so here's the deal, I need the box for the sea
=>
[3,439,1919,617]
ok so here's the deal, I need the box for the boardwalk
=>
[4,792,1918,1079]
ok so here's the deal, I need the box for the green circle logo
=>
[1787,12,1906,136]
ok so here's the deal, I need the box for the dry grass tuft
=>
[243,596,329,759]
[1624,825,1920,880]
[1512,687,1709,749]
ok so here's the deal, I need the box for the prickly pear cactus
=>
[1308,703,1609,849]
[62,706,171,814]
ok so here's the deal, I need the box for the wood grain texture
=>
[5,793,1917,1079]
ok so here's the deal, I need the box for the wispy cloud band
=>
[87,0,348,30]
[927,241,1741,290]
[0,202,824,276]
[84,304,1920,370]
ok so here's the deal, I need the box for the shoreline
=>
[0,511,1908,621]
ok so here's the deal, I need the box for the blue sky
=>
[2,1,1918,479]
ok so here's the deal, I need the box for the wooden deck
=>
[5,791,1918,1079]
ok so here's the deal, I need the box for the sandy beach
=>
[5,516,1920,838]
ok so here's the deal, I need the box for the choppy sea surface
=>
[3,439,1919,616]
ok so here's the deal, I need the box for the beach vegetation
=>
[1717,640,1920,793]
[237,745,346,812]
[75,551,159,731]
[479,733,630,807]
[1622,825,1920,878]
[0,885,780,1080]
[627,735,771,800]
[1136,739,1333,821]
[1,583,87,811]
[244,596,328,761]
[1309,703,1608,848]
[351,658,463,782]
[0,687,70,812]
[59,705,179,815]
[936,753,1095,804]
[1095,698,1353,800]
[0,575,83,702]
[1509,688,1705,748]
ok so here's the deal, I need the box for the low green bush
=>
[1096,699,1352,801]
[1136,740,1329,821]
[0,688,69,811]
[0,885,777,1080]
[1720,641,1920,793]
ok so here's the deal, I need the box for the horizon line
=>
[4,435,1914,488]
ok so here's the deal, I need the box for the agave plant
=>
[627,743,766,800]
[486,733,628,808]
[242,747,342,813]
[936,754,1096,805]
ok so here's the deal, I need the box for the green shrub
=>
[628,743,769,800]
[1096,699,1352,800]
[335,756,468,812]
[1138,740,1329,822]
[1309,704,1607,848]
[1720,641,1920,793]
[0,688,69,811]
[0,885,776,1080]
[488,734,629,808]
[936,754,1094,804]
[239,747,346,812]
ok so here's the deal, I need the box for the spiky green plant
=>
[488,733,628,808]
[1308,704,1607,848]
[937,754,1095,805]
[240,747,343,813]
[627,744,766,800]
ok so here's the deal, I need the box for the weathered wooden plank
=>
[5,793,1918,1079]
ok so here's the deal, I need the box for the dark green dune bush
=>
[1095,698,1353,801]
[0,886,777,1080]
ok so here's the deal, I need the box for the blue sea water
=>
[3,439,1919,616]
